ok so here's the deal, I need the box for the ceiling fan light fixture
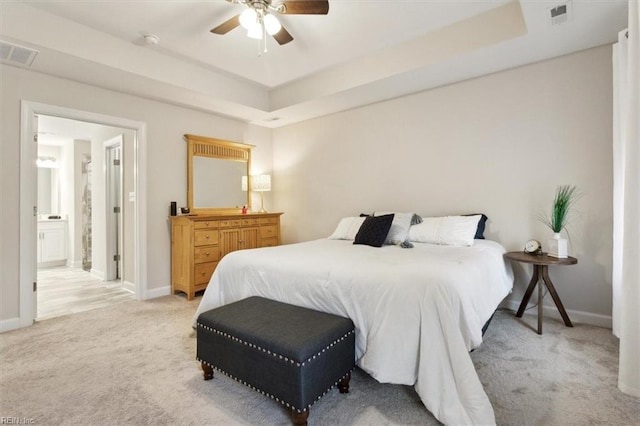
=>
[239,8,258,30]
[263,13,281,35]
[247,24,263,40]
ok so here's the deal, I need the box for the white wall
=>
[273,45,614,323]
[1,64,273,323]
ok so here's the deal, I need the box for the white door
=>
[105,136,123,282]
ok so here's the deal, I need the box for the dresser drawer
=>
[259,217,279,225]
[194,229,219,246]
[260,237,279,248]
[194,262,217,285]
[219,219,242,228]
[195,220,219,229]
[194,246,220,264]
[260,225,278,239]
[241,218,261,226]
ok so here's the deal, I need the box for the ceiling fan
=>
[211,0,330,46]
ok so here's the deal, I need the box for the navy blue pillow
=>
[354,214,395,248]
[464,213,488,239]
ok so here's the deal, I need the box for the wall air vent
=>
[0,40,38,67]
[549,1,572,26]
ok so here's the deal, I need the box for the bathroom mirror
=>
[186,134,253,215]
[37,166,60,215]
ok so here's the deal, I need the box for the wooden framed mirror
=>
[185,134,253,215]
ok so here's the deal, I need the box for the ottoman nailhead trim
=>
[197,358,354,413]
[197,322,355,367]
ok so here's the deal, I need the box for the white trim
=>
[90,268,105,281]
[19,101,148,329]
[19,103,37,329]
[145,286,171,299]
[104,135,123,282]
[499,299,612,329]
[618,381,640,399]
[66,260,82,269]
[0,317,22,333]
[122,280,136,293]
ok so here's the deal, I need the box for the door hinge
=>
[113,254,121,261]
[33,134,38,143]
[113,206,121,213]
[33,281,37,291]
[33,206,38,216]
[113,159,120,166]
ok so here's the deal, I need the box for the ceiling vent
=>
[549,1,572,26]
[0,41,38,67]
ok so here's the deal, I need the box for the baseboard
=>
[66,260,82,269]
[618,382,640,398]
[0,317,22,333]
[90,269,104,280]
[38,260,66,268]
[499,299,612,329]
[145,285,171,300]
[122,280,136,293]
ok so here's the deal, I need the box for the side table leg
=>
[516,266,540,318]
[542,266,573,327]
[537,266,544,335]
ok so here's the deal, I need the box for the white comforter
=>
[193,239,513,425]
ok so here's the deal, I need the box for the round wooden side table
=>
[504,251,578,335]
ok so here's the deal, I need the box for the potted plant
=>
[541,185,578,258]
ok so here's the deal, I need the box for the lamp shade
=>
[263,14,282,35]
[239,8,258,30]
[252,174,271,192]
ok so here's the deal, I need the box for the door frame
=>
[19,101,148,328]
[104,135,124,282]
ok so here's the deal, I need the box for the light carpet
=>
[0,296,637,425]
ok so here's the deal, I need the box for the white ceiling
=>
[0,0,629,128]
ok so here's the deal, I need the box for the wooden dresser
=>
[171,213,283,300]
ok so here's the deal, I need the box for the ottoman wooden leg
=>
[337,371,351,393]
[291,409,309,426]
[201,362,214,381]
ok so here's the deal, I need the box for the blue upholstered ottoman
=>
[196,296,356,425]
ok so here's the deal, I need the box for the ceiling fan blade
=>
[210,14,240,35]
[279,1,329,15]
[272,26,294,45]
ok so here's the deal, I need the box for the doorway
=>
[35,116,132,320]
[19,101,148,327]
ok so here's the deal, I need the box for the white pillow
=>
[328,216,366,240]
[373,212,413,245]
[408,215,481,247]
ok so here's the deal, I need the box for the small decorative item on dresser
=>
[181,207,190,215]
[539,185,579,258]
[170,201,177,216]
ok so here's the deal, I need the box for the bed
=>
[193,237,513,425]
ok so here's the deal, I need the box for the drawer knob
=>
[206,235,210,239]
[205,252,210,256]
[201,271,206,276]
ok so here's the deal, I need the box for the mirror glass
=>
[193,157,247,208]
[186,134,252,214]
[37,167,60,215]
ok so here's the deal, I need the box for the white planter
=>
[548,232,568,258]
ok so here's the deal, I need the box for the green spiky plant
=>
[541,185,579,233]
